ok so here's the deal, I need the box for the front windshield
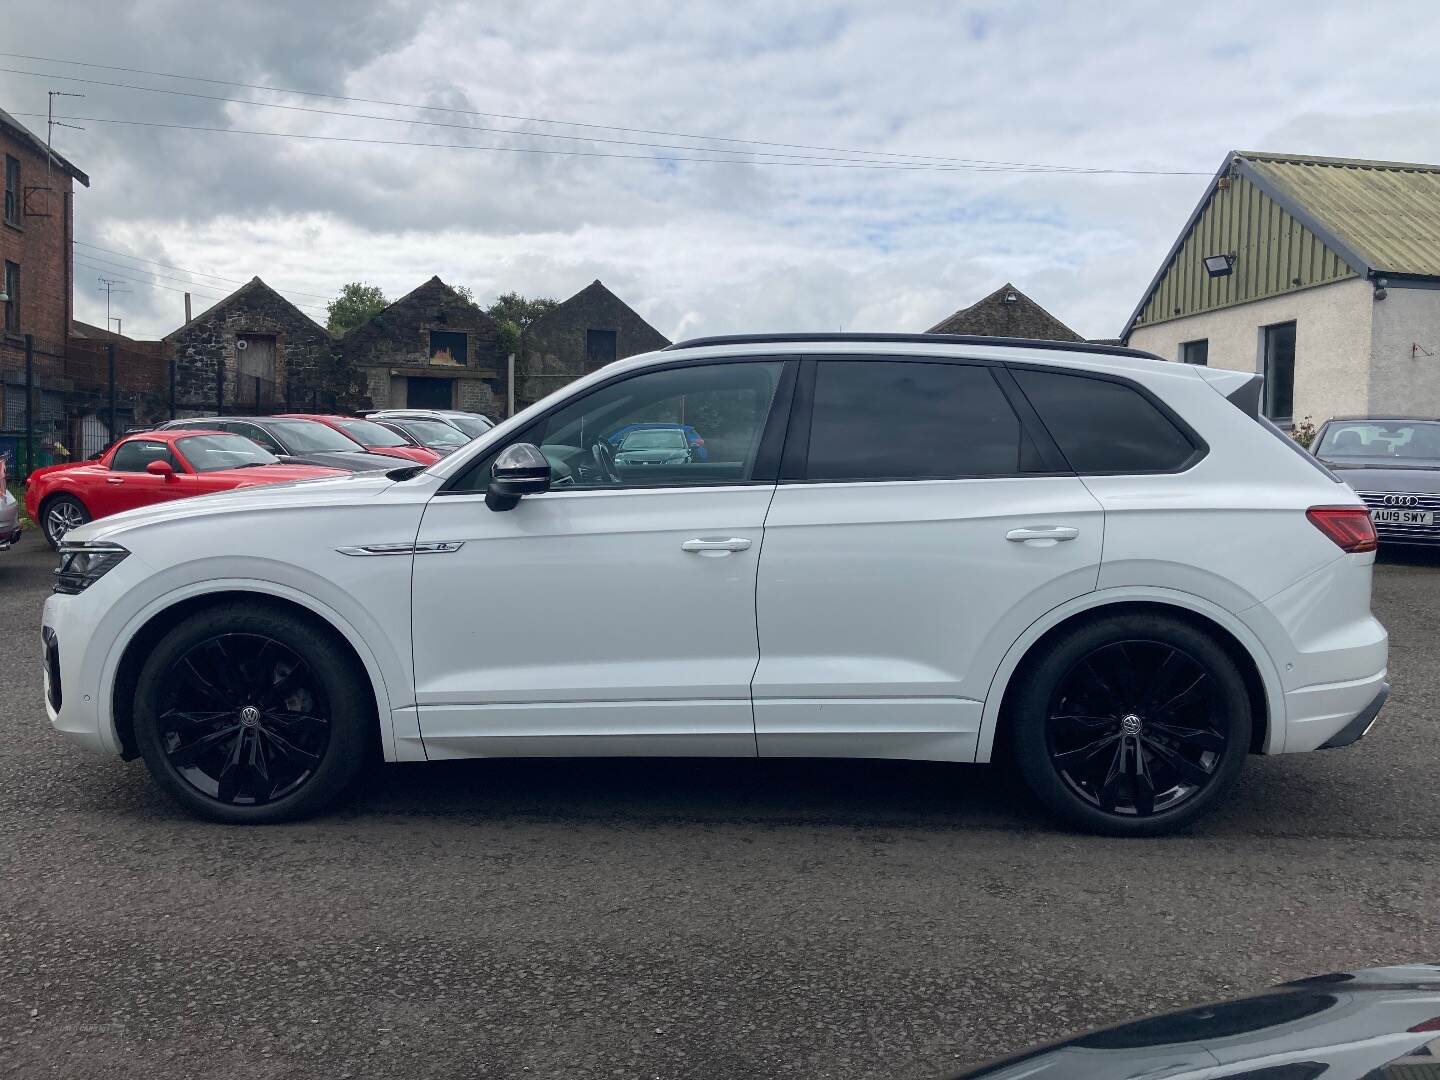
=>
[620,429,687,450]
[177,434,280,472]
[447,415,492,438]
[396,419,468,446]
[1316,420,1440,464]
[333,417,409,447]
[264,419,366,453]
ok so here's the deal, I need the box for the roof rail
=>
[662,332,1163,360]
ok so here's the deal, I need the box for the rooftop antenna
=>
[46,91,86,180]
[98,276,131,335]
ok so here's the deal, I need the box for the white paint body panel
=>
[40,337,1388,781]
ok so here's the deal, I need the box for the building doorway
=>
[407,376,454,409]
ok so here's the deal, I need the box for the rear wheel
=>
[133,602,373,823]
[1011,613,1251,836]
[41,494,89,548]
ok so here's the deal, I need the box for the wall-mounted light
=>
[1374,277,1388,301]
[1203,253,1236,278]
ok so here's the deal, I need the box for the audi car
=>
[1311,417,1440,545]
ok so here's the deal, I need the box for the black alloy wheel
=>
[1011,613,1250,836]
[134,602,372,823]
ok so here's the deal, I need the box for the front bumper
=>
[1320,682,1389,749]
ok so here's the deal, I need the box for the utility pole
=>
[46,91,85,181]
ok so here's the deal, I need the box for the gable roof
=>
[926,283,1082,341]
[340,276,497,343]
[0,105,89,186]
[1121,150,1440,338]
[163,277,328,340]
[525,279,668,341]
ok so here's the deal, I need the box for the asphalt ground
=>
[1,529,1437,1079]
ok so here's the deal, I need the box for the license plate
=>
[1373,508,1433,525]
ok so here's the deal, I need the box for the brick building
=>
[0,106,88,465]
[164,277,359,415]
[343,277,506,415]
[517,279,668,410]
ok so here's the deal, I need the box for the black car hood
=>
[279,450,399,473]
[1324,462,1440,493]
[945,965,1440,1079]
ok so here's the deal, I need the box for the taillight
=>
[1307,506,1378,553]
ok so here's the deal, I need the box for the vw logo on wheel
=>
[1383,494,1421,507]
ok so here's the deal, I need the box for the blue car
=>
[605,423,709,462]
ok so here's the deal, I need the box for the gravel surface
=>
[1,531,1437,1079]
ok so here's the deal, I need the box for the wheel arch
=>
[978,590,1283,763]
[108,584,400,762]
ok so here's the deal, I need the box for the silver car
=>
[0,459,21,550]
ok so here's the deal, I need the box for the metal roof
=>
[1240,151,1440,278]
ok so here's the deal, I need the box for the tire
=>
[1010,612,1251,837]
[41,494,90,549]
[133,601,373,823]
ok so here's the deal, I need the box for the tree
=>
[486,292,560,357]
[326,282,389,335]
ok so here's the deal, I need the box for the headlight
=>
[54,542,130,595]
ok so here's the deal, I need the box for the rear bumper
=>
[1320,682,1389,749]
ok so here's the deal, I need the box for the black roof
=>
[663,332,1162,361]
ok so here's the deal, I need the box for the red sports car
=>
[278,414,441,465]
[25,429,344,548]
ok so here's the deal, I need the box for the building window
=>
[3,262,18,331]
[3,156,18,226]
[1262,321,1296,423]
[586,328,618,367]
[1179,339,1209,366]
[429,330,468,366]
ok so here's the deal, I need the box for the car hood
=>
[66,470,410,545]
[1324,462,1440,493]
[946,964,1440,1080]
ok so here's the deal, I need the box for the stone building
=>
[517,280,669,411]
[926,283,1082,341]
[164,277,356,414]
[343,277,506,415]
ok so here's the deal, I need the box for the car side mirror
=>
[486,443,551,511]
[146,459,177,481]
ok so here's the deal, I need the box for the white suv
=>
[40,335,1389,834]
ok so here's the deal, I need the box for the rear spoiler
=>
[1194,367,1263,417]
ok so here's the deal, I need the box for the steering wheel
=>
[591,440,622,484]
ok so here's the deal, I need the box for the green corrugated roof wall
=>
[1133,171,1357,329]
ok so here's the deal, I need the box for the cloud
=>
[6,0,1440,340]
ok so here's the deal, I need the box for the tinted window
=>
[333,417,409,447]
[806,360,1035,481]
[261,419,362,453]
[1012,368,1197,473]
[111,439,177,472]
[175,434,278,472]
[391,419,468,447]
[446,415,492,438]
[224,422,285,455]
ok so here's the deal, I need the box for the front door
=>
[752,357,1104,762]
[410,358,792,759]
[408,376,454,409]
[101,438,195,514]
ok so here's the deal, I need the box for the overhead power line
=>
[74,258,328,316]
[0,51,1209,176]
[74,240,334,300]
[20,112,1204,175]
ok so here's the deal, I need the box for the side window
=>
[805,360,1038,481]
[110,440,176,472]
[228,422,284,455]
[464,360,784,491]
[1011,368,1199,474]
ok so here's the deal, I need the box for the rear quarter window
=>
[1011,367,1200,474]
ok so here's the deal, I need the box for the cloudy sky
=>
[6,0,1440,341]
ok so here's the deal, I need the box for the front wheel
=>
[1010,613,1251,836]
[133,602,373,823]
[41,494,90,548]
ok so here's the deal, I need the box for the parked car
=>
[613,426,693,465]
[277,413,441,465]
[41,333,1387,829]
[364,408,495,439]
[156,416,402,473]
[946,963,1440,1079]
[24,430,342,548]
[371,417,469,457]
[606,422,709,462]
[0,457,20,551]
[1311,416,1440,545]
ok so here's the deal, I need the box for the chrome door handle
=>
[681,537,752,555]
[106,477,125,484]
[1006,526,1079,544]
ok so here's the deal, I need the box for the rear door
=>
[751,356,1104,762]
